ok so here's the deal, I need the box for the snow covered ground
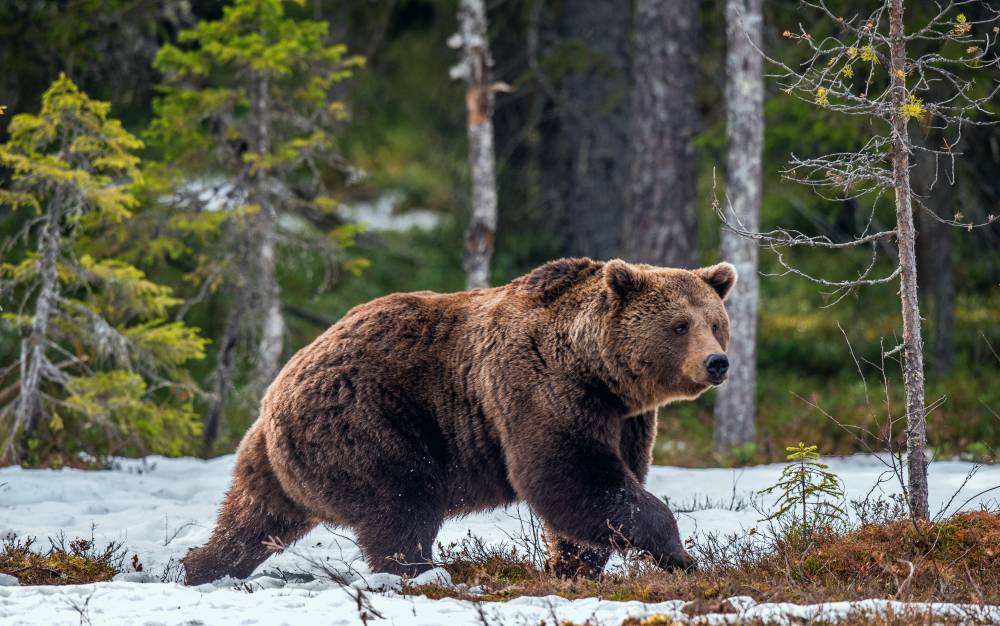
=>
[1,455,998,625]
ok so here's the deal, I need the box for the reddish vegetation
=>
[406,511,1000,607]
[797,511,1000,598]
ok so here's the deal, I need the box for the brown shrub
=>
[404,511,1000,607]
[0,533,127,585]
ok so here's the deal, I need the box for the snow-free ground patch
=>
[1,455,998,625]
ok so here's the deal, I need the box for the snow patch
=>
[1,455,997,624]
[410,567,453,587]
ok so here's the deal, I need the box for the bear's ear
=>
[604,259,646,299]
[695,262,738,300]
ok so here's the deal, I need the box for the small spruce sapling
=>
[759,443,847,532]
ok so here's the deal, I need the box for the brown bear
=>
[182,257,737,584]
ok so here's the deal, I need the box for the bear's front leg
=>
[544,529,611,578]
[508,429,695,572]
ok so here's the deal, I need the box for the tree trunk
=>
[203,292,243,450]
[250,72,285,389]
[5,200,61,461]
[914,140,954,375]
[539,0,628,260]
[928,219,954,373]
[714,0,763,454]
[455,0,498,290]
[622,0,700,268]
[255,213,285,387]
[888,0,929,521]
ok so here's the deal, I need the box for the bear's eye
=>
[674,323,688,336]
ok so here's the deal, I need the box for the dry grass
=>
[0,532,128,585]
[404,511,1000,609]
[616,604,993,626]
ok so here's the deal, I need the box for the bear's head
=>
[598,259,738,411]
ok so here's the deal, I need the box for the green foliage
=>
[143,0,366,273]
[135,0,370,450]
[148,0,362,176]
[0,74,142,218]
[759,443,847,532]
[63,371,199,457]
[143,0,368,298]
[1,2,997,463]
[142,0,367,281]
[0,75,205,464]
[722,442,758,467]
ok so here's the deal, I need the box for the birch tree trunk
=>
[888,0,929,521]
[623,0,700,269]
[714,0,763,453]
[454,0,498,290]
[254,212,284,387]
[5,200,61,461]
[250,73,285,388]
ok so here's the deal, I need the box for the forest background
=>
[1,0,997,468]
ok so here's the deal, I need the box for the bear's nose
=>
[704,353,729,383]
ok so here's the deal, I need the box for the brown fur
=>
[182,257,737,584]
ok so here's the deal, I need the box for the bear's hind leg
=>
[355,504,444,576]
[183,425,315,585]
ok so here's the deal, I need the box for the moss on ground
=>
[0,534,126,585]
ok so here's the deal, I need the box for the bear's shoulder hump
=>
[517,257,604,304]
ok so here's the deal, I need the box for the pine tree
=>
[0,75,207,464]
[759,443,846,531]
[146,0,364,449]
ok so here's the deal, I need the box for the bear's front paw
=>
[659,549,698,573]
